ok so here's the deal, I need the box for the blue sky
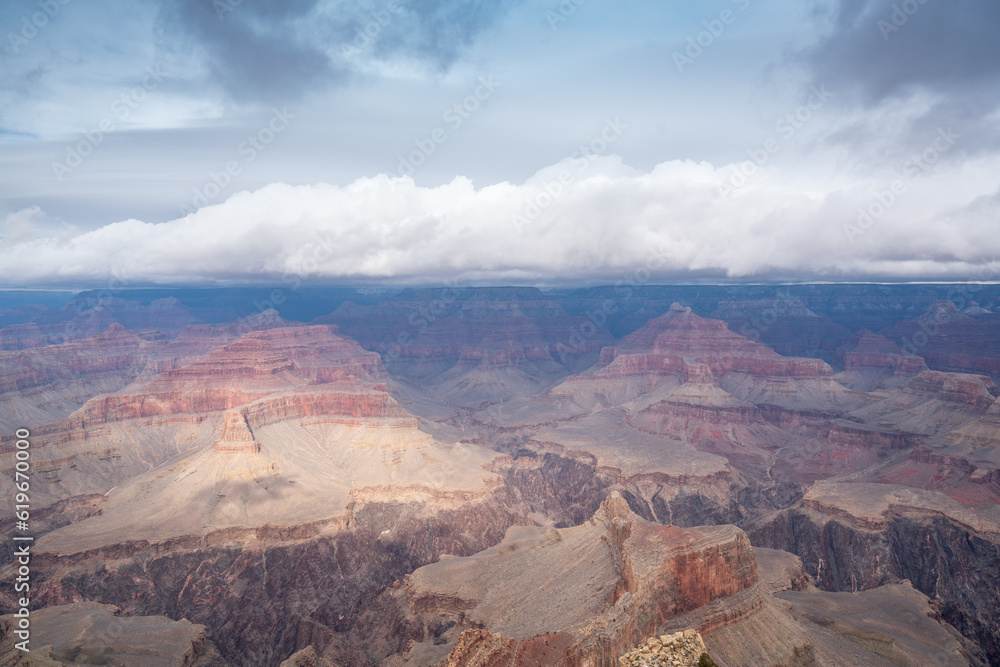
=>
[1,0,999,286]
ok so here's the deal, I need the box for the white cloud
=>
[1,153,998,287]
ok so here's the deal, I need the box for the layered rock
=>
[751,480,1000,663]
[321,288,615,409]
[213,410,260,453]
[0,296,196,351]
[847,370,999,438]
[0,324,155,436]
[12,487,532,666]
[399,493,761,665]
[880,301,1000,377]
[710,296,852,363]
[552,304,860,415]
[14,326,503,553]
[5,287,1000,665]
[837,331,928,391]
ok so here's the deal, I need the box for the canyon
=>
[1,284,999,666]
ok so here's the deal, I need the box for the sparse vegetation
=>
[698,652,719,667]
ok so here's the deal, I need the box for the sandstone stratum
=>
[1,285,998,665]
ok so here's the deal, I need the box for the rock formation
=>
[397,493,761,665]
[617,629,712,667]
[2,286,1000,665]
[0,602,224,666]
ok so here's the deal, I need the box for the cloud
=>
[363,0,519,69]
[155,0,338,102]
[1,153,998,287]
[154,0,521,103]
[796,0,1000,159]
[0,206,76,245]
[803,0,1000,102]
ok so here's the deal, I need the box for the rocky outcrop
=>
[845,370,1000,439]
[751,492,1000,664]
[841,331,927,374]
[837,331,927,390]
[213,410,259,453]
[551,304,860,417]
[592,313,832,381]
[404,493,761,665]
[902,371,1000,410]
[9,490,530,666]
[0,296,196,351]
[617,629,712,667]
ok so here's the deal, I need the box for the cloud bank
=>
[2,153,998,287]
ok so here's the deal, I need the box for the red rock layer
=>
[580,304,832,383]
[14,325,412,458]
[633,400,764,430]
[0,323,146,396]
[425,494,760,666]
[868,449,1000,505]
[841,331,927,375]
[322,288,615,371]
[900,371,999,410]
[880,301,1000,376]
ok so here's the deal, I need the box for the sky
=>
[0,0,998,288]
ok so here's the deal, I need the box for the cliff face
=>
[551,304,859,418]
[0,296,196,351]
[0,324,154,435]
[592,304,833,380]
[879,300,1000,377]
[836,331,928,391]
[4,289,1000,665]
[751,491,1000,663]
[321,288,616,408]
[402,493,761,666]
[11,490,528,666]
[709,297,853,363]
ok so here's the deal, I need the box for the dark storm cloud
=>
[364,0,518,70]
[155,0,519,103]
[156,0,337,101]
[799,0,1000,158]
[804,0,1000,101]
